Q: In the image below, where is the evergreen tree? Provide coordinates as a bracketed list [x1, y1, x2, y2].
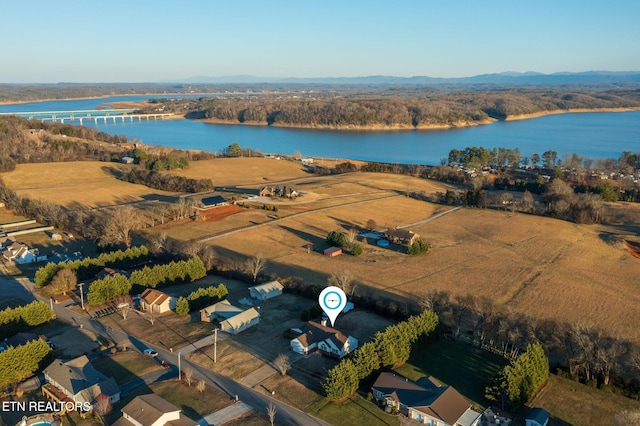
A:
[323, 359, 359, 401]
[175, 297, 190, 316]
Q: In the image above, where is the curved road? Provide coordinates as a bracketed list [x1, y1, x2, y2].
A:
[11, 276, 329, 426]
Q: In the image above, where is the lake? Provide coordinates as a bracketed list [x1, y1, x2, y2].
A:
[1, 96, 638, 165]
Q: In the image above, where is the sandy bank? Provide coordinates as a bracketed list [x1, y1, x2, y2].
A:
[196, 117, 497, 131]
[504, 107, 640, 121]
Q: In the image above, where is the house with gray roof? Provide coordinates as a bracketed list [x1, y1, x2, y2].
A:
[220, 307, 260, 334]
[113, 394, 197, 426]
[248, 280, 284, 301]
[43, 355, 121, 405]
[372, 372, 480, 426]
[199, 299, 244, 322]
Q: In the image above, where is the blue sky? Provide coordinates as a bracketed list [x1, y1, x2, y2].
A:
[2, 0, 639, 83]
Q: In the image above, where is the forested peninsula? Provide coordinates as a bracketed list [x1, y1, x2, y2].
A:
[173, 89, 640, 130]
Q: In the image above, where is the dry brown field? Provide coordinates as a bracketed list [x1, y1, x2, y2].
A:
[171, 157, 310, 186]
[189, 174, 640, 343]
[0, 161, 179, 209]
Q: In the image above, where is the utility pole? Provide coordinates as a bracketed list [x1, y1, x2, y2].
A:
[178, 352, 181, 380]
[214, 328, 218, 363]
[78, 282, 85, 311]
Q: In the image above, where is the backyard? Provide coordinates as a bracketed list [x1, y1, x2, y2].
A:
[394, 338, 509, 408]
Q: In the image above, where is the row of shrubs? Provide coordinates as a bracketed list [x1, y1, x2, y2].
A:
[34, 246, 150, 287]
[86, 257, 207, 306]
[0, 301, 56, 340]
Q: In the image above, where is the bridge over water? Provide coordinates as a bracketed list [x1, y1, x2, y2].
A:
[0, 109, 175, 124]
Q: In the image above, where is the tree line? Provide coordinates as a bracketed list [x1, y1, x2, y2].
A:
[183, 89, 640, 129]
[0, 301, 56, 339]
[322, 310, 439, 401]
[175, 283, 229, 315]
[0, 339, 51, 389]
[34, 246, 150, 288]
[118, 168, 214, 193]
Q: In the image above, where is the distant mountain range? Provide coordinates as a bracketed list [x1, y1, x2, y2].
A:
[175, 71, 640, 85]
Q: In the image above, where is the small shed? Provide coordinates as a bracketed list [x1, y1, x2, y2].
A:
[121, 156, 134, 164]
[50, 233, 62, 241]
[323, 247, 343, 257]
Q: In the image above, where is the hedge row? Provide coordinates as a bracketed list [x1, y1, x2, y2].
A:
[0, 339, 51, 388]
[86, 257, 207, 306]
[35, 246, 150, 287]
[0, 301, 56, 340]
[323, 310, 439, 401]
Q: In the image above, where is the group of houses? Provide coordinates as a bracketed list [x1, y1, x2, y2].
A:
[41, 355, 196, 425]
[197, 280, 285, 334]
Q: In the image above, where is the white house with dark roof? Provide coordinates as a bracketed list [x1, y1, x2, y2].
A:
[248, 280, 284, 301]
[43, 356, 121, 405]
[290, 321, 358, 359]
[371, 372, 480, 426]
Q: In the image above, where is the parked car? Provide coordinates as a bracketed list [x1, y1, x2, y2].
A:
[143, 349, 158, 357]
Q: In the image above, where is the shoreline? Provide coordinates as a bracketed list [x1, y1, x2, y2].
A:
[194, 107, 640, 131]
[503, 107, 640, 121]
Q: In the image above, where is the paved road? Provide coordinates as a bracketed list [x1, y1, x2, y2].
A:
[13, 276, 330, 426]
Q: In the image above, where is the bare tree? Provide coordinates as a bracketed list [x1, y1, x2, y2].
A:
[183, 367, 194, 386]
[146, 309, 157, 326]
[99, 205, 142, 248]
[93, 395, 112, 425]
[196, 380, 206, 393]
[116, 295, 133, 320]
[146, 231, 168, 254]
[246, 254, 266, 282]
[521, 190, 534, 212]
[418, 289, 450, 315]
[328, 270, 357, 296]
[366, 218, 378, 231]
[345, 228, 358, 246]
[596, 336, 625, 385]
[50, 268, 77, 295]
[194, 242, 215, 270]
[267, 402, 277, 426]
[172, 197, 194, 220]
[273, 354, 291, 376]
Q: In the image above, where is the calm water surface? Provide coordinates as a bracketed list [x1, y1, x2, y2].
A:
[1, 97, 638, 165]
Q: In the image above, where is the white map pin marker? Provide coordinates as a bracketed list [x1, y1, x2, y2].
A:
[319, 286, 347, 327]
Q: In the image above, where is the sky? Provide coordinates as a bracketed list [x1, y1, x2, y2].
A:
[2, 0, 639, 83]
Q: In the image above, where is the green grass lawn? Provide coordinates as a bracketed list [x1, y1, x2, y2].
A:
[394, 338, 508, 408]
[307, 395, 401, 426]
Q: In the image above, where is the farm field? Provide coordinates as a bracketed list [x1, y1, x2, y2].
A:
[171, 157, 310, 186]
[0, 161, 179, 208]
[205, 199, 640, 344]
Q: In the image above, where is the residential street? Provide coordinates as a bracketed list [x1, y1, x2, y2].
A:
[10, 275, 330, 426]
